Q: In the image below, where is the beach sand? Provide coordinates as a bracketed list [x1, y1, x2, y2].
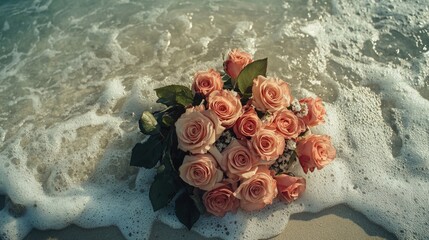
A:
[20, 203, 395, 240]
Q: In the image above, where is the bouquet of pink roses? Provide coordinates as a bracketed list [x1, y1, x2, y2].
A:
[130, 49, 336, 229]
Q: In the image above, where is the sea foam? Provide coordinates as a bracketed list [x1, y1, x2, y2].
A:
[0, 0, 428, 239]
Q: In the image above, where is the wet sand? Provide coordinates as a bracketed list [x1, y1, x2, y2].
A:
[22, 204, 396, 240]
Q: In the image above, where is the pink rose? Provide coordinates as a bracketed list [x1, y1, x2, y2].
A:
[207, 90, 243, 128]
[298, 118, 307, 133]
[192, 69, 224, 96]
[220, 139, 258, 179]
[249, 128, 285, 161]
[269, 109, 302, 139]
[296, 134, 336, 173]
[223, 49, 253, 81]
[179, 153, 223, 191]
[203, 184, 239, 217]
[175, 107, 225, 154]
[234, 167, 278, 211]
[299, 97, 326, 127]
[233, 107, 262, 139]
[274, 174, 306, 203]
[252, 76, 292, 113]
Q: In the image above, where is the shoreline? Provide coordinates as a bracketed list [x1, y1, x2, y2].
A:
[22, 204, 396, 240]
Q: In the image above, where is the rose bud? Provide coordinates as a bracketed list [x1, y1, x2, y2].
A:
[223, 49, 253, 81]
[139, 111, 159, 134]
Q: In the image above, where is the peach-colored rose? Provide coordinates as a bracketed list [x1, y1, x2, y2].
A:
[252, 76, 292, 113]
[179, 153, 223, 191]
[223, 49, 253, 80]
[274, 174, 306, 203]
[233, 107, 262, 139]
[192, 69, 224, 96]
[249, 128, 285, 161]
[203, 184, 239, 217]
[298, 118, 307, 134]
[299, 97, 326, 127]
[234, 167, 277, 211]
[296, 134, 336, 173]
[175, 107, 225, 154]
[269, 109, 302, 139]
[207, 90, 243, 128]
[220, 139, 258, 179]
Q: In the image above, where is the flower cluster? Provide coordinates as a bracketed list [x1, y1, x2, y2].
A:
[131, 49, 336, 229]
[176, 49, 336, 216]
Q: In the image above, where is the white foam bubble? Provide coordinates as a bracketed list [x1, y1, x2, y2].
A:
[31, 0, 52, 13]
[98, 78, 126, 112]
[2, 21, 10, 31]
[232, 21, 257, 55]
[1, 0, 428, 240]
[300, 21, 323, 38]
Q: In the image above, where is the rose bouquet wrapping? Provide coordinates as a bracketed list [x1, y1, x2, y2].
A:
[130, 49, 336, 229]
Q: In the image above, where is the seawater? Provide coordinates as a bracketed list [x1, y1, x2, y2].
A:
[0, 0, 428, 239]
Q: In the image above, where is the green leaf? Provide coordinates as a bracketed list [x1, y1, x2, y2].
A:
[237, 58, 268, 95]
[130, 135, 164, 168]
[168, 129, 186, 170]
[158, 128, 176, 172]
[166, 106, 186, 122]
[155, 85, 193, 107]
[156, 164, 166, 174]
[175, 192, 200, 230]
[139, 111, 160, 135]
[172, 149, 186, 171]
[176, 93, 193, 107]
[190, 194, 206, 214]
[222, 75, 234, 90]
[161, 114, 175, 127]
[161, 142, 174, 172]
[149, 174, 179, 211]
[152, 106, 184, 130]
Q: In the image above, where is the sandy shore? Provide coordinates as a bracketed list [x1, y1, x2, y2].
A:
[20, 204, 396, 240]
